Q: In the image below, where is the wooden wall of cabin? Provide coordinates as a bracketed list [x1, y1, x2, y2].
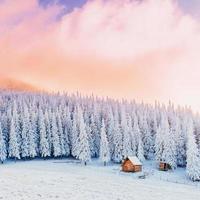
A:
[122, 160, 134, 172]
[134, 165, 142, 172]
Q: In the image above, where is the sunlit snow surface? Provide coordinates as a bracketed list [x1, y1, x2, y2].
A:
[0, 159, 200, 200]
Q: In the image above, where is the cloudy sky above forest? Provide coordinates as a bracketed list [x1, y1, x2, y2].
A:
[1, 0, 200, 111]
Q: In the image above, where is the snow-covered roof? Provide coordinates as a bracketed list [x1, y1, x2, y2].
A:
[128, 156, 142, 165]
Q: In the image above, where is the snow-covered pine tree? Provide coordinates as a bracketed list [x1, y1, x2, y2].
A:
[112, 107, 123, 163]
[28, 111, 37, 158]
[89, 114, 99, 157]
[44, 110, 52, 156]
[61, 107, 70, 157]
[92, 104, 101, 157]
[85, 120, 94, 157]
[155, 112, 164, 162]
[139, 109, 152, 159]
[12, 100, 21, 152]
[0, 122, 6, 163]
[8, 117, 20, 161]
[137, 132, 145, 162]
[130, 112, 138, 156]
[148, 110, 157, 159]
[56, 109, 66, 156]
[21, 104, 30, 158]
[100, 119, 110, 166]
[193, 115, 200, 159]
[75, 107, 91, 165]
[162, 113, 177, 169]
[51, 112, 61, 157]
[82, 109, 94, 158]
[106, 107, 115, 157]
[63, 106, 72, 148]
[132, 112, 145, 161]
[38, 108, 50, 158]
[186, 117, 200, 181]
[33, 106, 40, 155]
[1, 111, 10, 151]
[176, 115, 186, 167]
[71, 107, 79, 157]
[120, 106, 132, 158]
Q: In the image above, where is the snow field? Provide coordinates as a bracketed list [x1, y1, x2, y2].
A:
[0, 159, 200, 200]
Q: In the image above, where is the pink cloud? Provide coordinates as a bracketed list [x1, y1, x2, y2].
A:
[0, 0, 200, 111]
[0, 0, 60, 48]
[59, 0, 197, 61]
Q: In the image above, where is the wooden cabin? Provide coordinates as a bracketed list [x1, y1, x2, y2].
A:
[121, 156, 142, 173]
[159, 162, 171, 171]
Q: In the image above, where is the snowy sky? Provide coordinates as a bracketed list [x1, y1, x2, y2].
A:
[1, 0, 200, 111]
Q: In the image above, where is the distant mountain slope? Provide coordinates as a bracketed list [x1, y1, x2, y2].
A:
[0, 77, 38, 92]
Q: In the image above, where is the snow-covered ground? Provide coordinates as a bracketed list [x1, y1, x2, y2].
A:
[0, 159, 200, 200]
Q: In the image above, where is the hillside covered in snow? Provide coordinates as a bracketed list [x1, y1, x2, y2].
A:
[1, 159, 200, 200]
[0, 90, 200, 182]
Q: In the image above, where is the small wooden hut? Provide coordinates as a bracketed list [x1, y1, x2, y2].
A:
[159, 162, 171, 171]
[121, 156, 142, 173]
